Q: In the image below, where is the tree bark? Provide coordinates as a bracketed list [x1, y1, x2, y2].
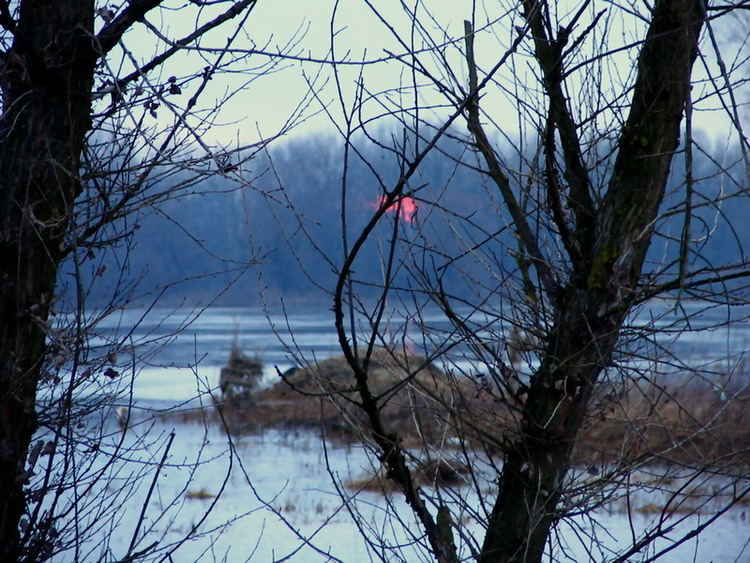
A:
[0, 1, 95, 558]
[479, 1, 705, 561]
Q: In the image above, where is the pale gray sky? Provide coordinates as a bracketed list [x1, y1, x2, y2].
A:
[116, 1, 747, 152]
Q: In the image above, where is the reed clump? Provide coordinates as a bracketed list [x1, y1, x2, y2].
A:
[215, 350, 750, 465]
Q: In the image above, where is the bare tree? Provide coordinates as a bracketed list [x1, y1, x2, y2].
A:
[277, 0, 750, 561]
[0, 0, 306, 559]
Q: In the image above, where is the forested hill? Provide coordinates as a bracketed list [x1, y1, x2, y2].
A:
[63, 133, 749, 308]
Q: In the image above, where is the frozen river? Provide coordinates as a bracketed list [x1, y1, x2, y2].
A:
[51, 304, 750, 561]
[92, 302, 750, 406]
[92, 419, 750, 562]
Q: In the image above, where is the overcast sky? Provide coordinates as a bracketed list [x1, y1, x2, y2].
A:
[119, 1, 747, 152]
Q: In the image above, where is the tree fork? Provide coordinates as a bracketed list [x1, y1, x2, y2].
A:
[478, 0, 706, 561]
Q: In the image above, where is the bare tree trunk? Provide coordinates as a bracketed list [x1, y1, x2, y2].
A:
[0, 2, 95, 557]
[0, 1, 262, 556]
[478, 1, 705, 560]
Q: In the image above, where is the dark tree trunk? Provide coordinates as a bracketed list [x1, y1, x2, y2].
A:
[0, 1, 95, 558]
[479, 1, 706, 561]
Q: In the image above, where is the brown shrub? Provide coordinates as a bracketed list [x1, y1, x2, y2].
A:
[214, 349, 750, 466]
[574, 381, 750, 465]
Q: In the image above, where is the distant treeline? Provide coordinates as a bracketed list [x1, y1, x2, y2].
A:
[60, 131, 748, 309]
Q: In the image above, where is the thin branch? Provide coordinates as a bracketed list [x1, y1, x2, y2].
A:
[679, 85, 694, 285]
[0, 0, 16, 34]
[124, 432, 174, 559]
[463, 19, 558, 297]
[521, 0, 596, 257]
[543, 102, 579, 263]
[95, 0, 258, 97]
[95, 0, 164, 57]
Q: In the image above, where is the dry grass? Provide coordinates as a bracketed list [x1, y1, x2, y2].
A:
[185, 488, 216, 500]
[345, 458, 470, 493]
[574, 381, 750, 465]
[212, 350, 750, 466]
[634, 503, 702, 516]
[218, 348, 468, 443]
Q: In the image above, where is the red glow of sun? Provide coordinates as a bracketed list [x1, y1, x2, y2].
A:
[377, 195, 418, 223]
